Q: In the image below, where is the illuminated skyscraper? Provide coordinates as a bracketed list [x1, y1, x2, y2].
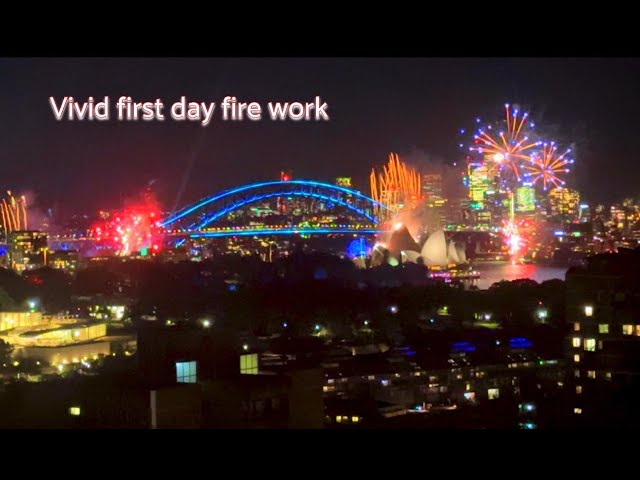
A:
[578, 204, 590, 223]
[422, 173, 444, 205]
[468, 163, 491, 209]
[7, 230, 48, 273]
[516, 186, 536, 212]
[549, 188, 580, 218]
[335, 177, 352, 188]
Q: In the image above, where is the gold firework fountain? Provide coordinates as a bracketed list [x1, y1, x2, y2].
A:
[1, 191, 28, 239]
[370, 153, 421, 220]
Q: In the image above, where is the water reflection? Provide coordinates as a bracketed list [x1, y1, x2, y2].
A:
[471, 262, 568, 290]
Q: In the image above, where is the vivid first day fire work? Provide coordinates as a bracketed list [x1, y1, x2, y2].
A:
[48, 95, 331, 124]
[1, 58, 640, 430]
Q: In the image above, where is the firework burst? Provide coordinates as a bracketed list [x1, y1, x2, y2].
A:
[1, 191, 28, 236]
[502, 219, 525, 259]
[469, 104, 540, 183]
[522, 142, 573, 190]
[501, 217, 536, 261]
[90, 189, 164, 256]
[370, 152, 421, 216]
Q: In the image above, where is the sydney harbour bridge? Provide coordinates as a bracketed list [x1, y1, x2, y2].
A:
[49, 180, 391, 250]
[161, 180, 388, 234]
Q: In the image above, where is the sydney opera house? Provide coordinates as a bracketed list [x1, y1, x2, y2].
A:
[363, 225, 477, 279]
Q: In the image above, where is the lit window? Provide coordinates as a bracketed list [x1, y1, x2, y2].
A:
[336, 416, 342, 423]
[574, 322, 581, 332]
[606, 372, 612, 379]
[598, 324, 609, 334]
[587, 370, 596, 379]
[576, 385, 582, 394]
[68, 406, 81, 416]
[572, 337, 581, 348]
[636, 325, 640, 337]
[463, 392, 475, 401]
[465, 383, 471, 391]
[574, 369, 580, 378]
[584, 306, 593, 317]
[176, 361, 197, 383]
[352, 416, 360, 423]
[623, 325, 633, 335]
[574, 408, 582, 415]
[488, 388, 500, 400]
[584, 338, 596, 352]
[240, 354, 258, 375]
[574, 354, 580, 363]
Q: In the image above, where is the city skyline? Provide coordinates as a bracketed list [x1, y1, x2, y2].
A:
[3, 56, 640, 430]
[2, 58, 640, 213]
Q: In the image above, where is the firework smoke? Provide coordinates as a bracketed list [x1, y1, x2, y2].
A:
[90, 188, 164, 256]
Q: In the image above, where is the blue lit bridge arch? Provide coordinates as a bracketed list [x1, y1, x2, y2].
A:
[161, 180, 389, 231]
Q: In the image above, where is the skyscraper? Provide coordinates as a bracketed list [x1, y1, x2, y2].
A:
[422, 173, 444, 205]
[335, 177, 352, 188]
[516, 186, 536, 212]
[467, 163, 491, 209]
[549, 188, 580, 219]
[7, 230, 48, 273]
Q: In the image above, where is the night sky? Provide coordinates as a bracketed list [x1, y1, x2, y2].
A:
[1, 58, 639, 214]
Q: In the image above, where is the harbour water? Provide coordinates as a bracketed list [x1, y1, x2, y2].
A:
[472, 262, 568, 290]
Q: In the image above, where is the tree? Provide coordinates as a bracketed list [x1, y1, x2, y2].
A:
[23, 267, 72, 313]
[0, 287, 16, 310]
[0, 340, 13, 366]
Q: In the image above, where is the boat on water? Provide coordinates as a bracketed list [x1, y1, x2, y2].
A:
[432, 263, 481, 280]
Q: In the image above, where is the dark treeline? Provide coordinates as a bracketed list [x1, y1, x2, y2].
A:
[0, 253, 567, 357]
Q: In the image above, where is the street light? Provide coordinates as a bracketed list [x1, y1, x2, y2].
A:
[27, 299, 38, 312]
[536, 308, 548, 321]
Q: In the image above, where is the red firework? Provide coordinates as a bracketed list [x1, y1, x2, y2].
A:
[502, 218, 534, 259]
[91, 189, 164, 256]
